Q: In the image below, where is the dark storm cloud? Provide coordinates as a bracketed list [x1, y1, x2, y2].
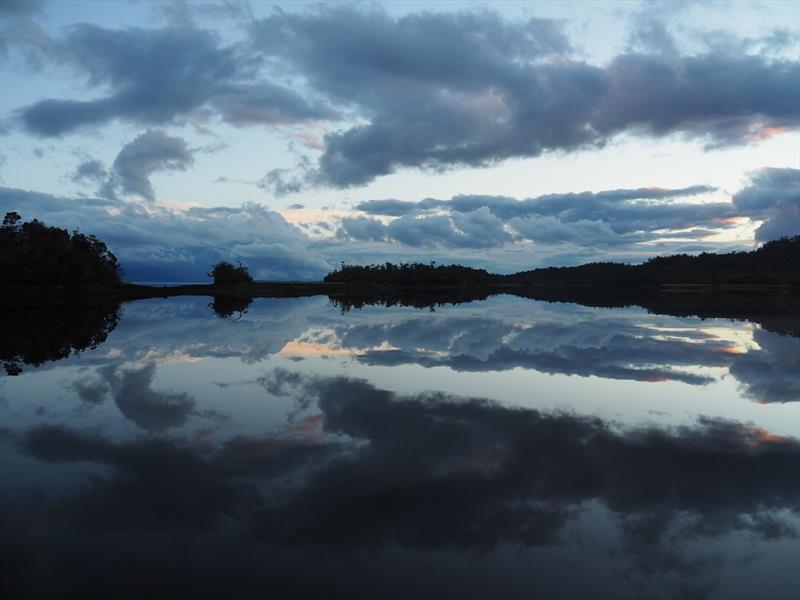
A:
[340, 185, 734, 248]
[17, 24, 334, 136]
[732, 167, 800, 241]
[0, 186, 332, 281]
[100, 130, 194, 201]
[249, 6, 799, 187]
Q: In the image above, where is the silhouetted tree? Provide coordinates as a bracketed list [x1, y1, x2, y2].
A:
[0, 213, 121, 286]
[208, 261, 254, 284]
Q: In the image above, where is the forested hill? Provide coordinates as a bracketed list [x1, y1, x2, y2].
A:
[325, 236, 800, 287]
[504, 236, 799, 286]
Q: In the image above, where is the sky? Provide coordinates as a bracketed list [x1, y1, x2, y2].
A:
[0, 0, 798, 281]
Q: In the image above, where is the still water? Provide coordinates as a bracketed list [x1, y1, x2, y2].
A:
[1, 295, 798, 599]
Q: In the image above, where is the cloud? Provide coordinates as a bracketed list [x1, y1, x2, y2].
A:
[258, 167, 307, 197]
[17, 24, 335, 136]
[100, 130, 194, 201]
[213, 83, 338, 126]
[379, 209, 512, 249]
[0, 0, 53, 65]
[1, 167, 781, 282]
[733, 168, 800, 241]
[250, 6, 799, 187]
[341, 175, 800, 250]
[153, 0, 254, 29]
[69, 158, 107, 184]
[340, 184, 736, 249]
[336, 215, 388, 243]
[0, 186, 332, 281]
[354, 198, 445, 217]
[10, 6, 797, 189]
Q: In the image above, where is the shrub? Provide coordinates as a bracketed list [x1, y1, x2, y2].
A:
[208, 261, 254, 284]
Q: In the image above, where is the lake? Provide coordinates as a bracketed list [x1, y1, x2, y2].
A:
[1, 294, 798, 599]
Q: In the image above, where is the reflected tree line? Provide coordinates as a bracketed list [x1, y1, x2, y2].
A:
[208, 296, 253, 319]
[1, 301, 120, 376]
[2, 295, 250, 375]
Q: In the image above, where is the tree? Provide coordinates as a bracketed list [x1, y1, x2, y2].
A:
[208, 260, 254, 284]
[1, 212, 121, 286]
[3, 212, 21, 227]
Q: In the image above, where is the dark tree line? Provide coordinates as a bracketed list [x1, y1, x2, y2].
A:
[505, 236, 800, 286]
[324, 237, 799, 288]
[0, 212, 121, 286]
[324, 262, 494, 285]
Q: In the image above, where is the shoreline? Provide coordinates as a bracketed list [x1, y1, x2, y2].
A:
[2, 280, 797, 302]
[3, 281, 798, 338]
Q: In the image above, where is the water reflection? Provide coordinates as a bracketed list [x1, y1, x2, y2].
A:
[1, 301, 120, 375]
[333, 315, 800, 403]
[1, 294, 798, 598]
[2, 370, 798, 598]
[209, 295, 253, 319]
[2, 295, 799, 406]
[72, 363, 227, 433]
